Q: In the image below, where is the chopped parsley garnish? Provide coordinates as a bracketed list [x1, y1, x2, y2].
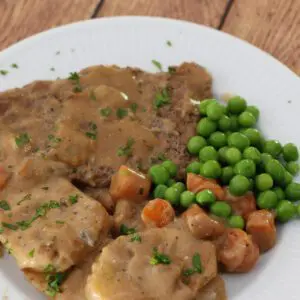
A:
[44, 264, 55, 273]
[120, 224, 136, 235]
[100, 107, 112, 117]
[117, 137, 135, 157]
[15, 132, 30, 147]
[0, 70, 8, 76]
[168, 66, 176, 74]
[152, 60, 163, 71]
[0, 227, 3, 234]
[50, 67, 55, 71]
[116, 108, 128, 119]
[182, 253, 203, 277]
[16, 200, 61, 230]
[2, 222, 18, 231]
[11, 63, 19, 69]
[68, 72, 82, 92]
[154, 88, 170, 109]
[0, 200, 10, 211]
[85, 121, 97, 140]
[28, 248, 35, 257]
[150, 247, 171, 265]
[56, 220, 65, 224]
[89, 90, 97, 101]
[48, 134, 62, 144]
[45, 271, 68, 297]
[131, 233, 142, 243]
[130, 103, 138, 113]
[166, 40, 172, 47]
[69, 194, 78, 205]
[17, 193, 32, 206]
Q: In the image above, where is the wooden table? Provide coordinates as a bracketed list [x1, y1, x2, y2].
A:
[0, 0, 299, 74]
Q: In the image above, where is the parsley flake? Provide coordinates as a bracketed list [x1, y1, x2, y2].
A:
[166, 40, 172, 47]
[2, 222, 18, 231]
[0, 200, 10, 211]
[15, 132, 30, 147]
[150, 247, 171, 265]
[0, 70, 8, 76]
[89, 90, 97, 101]
[17, 194, 32, 206]
[48, 134, 62, 144]
[116, 108, 128, 119]
[152, 60, 163, 71]
[11, 63, 19, 69]
[85, 121, 97, 140]
[56, 220, 65, 224]
[45, 271, 68, 297]
[69, 194, 78, 205]
[182, 252, 203, 278]
[120, 224, 136, 235]
[117, 137, 135, 157]
[131, 233, 142, 243]
[28, 248, 35, 257]
[130, 103, 138, 113]
[168, 66, 176, 74]
[50, 67, 55, 71]
[68, 72, 82, 93]
[154, 88, 170, 109]
[100, 107, 112, 117]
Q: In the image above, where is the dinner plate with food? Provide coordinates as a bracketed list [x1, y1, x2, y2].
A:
[0, 16, 299, 300]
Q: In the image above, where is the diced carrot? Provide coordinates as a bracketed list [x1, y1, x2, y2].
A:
[141, 199, 175, 228]
[246, 209, 276, 252]
[182, 204, 225, 239]
[109, 165, 151, 202]
[217, 228, 259, 273]
[0, 166, 10, 189]
[186, 173, 224, 200]
[223, 187, 256, 220]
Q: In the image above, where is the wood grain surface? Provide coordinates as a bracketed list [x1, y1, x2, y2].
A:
[0, 0, 100, 50]
[222, 0, 300, 74]
[97, 0, 228, 28]
[0, 0, 299, 74]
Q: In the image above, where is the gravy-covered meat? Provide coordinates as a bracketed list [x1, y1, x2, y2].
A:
[86, 227, 217, 300]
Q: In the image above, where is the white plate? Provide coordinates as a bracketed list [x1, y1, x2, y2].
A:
[0, 16, 300, 300]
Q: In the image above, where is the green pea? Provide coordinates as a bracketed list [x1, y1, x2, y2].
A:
[272, 187, 285, 201]
[166, 178, 176, 187]
[221, 166, 234, 185]
[228, 132, 250, 151]
[218, 115, 231, 132]
[257, 190, 278, 209]
[276, 200, 296, 223]
[227, 96, 247, 114]
[281, 171, 293, 188]
[242, 128, 262, 146]
[245, 105, 260, 120]
[187, 136, 207, 155]
[263, 140, 282, 158]
[153, 184, 168, 199]
[206, 102, 225, 121]
[200, 160, 222, 179]
[210, 201, 232, 218]
[260, 153, 273, 167]
[180, 191, 196, 208]
[243, 147, 261, 164]
[229, 115, 239, 131]
[218, 146, 229, 164]
[162, 160, 178, 177]
[229, 175, 250, 196]
[199, 146, 218, 162]
[286, 161, 299, 176]
[265, 159, 285, 183]
[228, 215, 245, 229]
[196, 118, 217, 137]
[186, 161, 202, 174]
[198, 99, 217, 116]
[238, 111, 256, 128]
[234, 159, 256, 178]
[255, 173, 273, 191]
[172, 182, 186, 194]
[164, 187, 181, 206]
[208, 132, 227, 149]
[282, 143, 299, 162]
[196, 189, 216, 206]
[225, 147, 242, 165]
[285, 182, 300, 201]
[149, 164, 170, 185]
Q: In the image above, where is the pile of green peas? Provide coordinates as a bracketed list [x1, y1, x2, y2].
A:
[185, 96, 300, 223]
